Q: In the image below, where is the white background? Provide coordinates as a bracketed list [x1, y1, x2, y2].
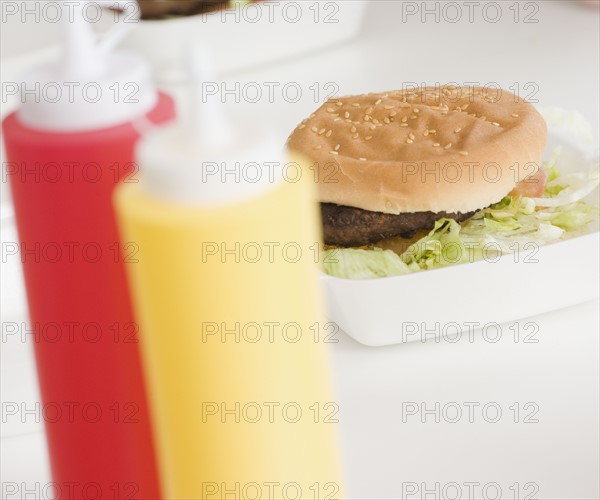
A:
[1, 1, 599, 499]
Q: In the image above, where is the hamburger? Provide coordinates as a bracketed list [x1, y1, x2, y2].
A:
[287, 86, 548, 249]
[287, 86, 600, 279]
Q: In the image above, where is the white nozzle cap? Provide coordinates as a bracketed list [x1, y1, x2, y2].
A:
[137, 43, 287, 206]
[17, 1, 157, 132]
[138, 127, 288, 206]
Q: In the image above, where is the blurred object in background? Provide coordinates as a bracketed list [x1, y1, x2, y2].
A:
[1, 1, 366, 83]
[136, 0, 247, 19]
[117, 0, 367, 82]
[580, 0, 600, 8]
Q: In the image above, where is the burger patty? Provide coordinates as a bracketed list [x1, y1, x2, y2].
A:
[321, 203, 476, 247]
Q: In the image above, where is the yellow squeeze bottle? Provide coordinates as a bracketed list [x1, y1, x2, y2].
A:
[114, 48, 344, 500]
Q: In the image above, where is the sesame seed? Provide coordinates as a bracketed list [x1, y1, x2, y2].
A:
[460, 151, 469, 156]
[400, 123, 408, 127]
[370, 125, 377, 130]
[406, 139, 414, 144]
[311, 126, 318, 132]
[318, 128, 326, 135]
[359, 157, 367, 161]
[401, 116, 408, 123]
[408, 133, 415, 140]
[410, 115, 417, 119]
[384, 105, 394, 110]
[330, 151, 339, 155]
[511, 113, 519, 118]
[384, 117, 391, 124]
[366, 107, 374, 115]
[352, 103, 360, 107]
[430, 129, 437, 134]
[326, 130, 333, 137]
[375, 99, 382, 105]
[344, 112, 350, 119]
[413, 108, 420, 113]
[390, 111, 397, 117]
[327, 108, 335, 113]
[454, 128, 462, 133]
[351, 126, 357, 133]
[310, 113, 316, 118]
[364, 115, 371, 121]
[372, 118, 380, 125]
[424, 130, 429, 136]
[334, 144, 340, 151]
[333, 118, 342, 122]
[336, 102, 343, 107]
[352, 133, 359, 139]
[462, 103, 470, 110]
[445, 143, 452, 149]
[365, 136, 373, 141]
[492, 122, 500, 127]
[433, 143, 440, 147]
[298, 124, 306, 129]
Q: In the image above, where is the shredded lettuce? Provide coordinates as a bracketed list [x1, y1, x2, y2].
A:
[323, 151, 599, 279]
[322, 247, 410, 279]
[530, 168, 599, 207]
[400, 218, 472, 271]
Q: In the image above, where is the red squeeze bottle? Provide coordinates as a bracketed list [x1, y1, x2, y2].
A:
[2, 4, 175, 499]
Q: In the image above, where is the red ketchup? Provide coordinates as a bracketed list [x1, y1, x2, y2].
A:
[1, 4, 175, 498]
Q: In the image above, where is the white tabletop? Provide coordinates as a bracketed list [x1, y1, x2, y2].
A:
[1, 1, 599, 499]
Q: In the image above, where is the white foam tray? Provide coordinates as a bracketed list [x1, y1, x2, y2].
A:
[117, 0, 368, 80]
[321, 125, 600, 346]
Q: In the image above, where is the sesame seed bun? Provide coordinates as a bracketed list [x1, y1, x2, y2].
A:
[287, 86, 547, 214]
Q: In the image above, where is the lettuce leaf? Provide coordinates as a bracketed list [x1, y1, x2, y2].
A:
[322, 247, 410, 279]
[400, 219, 473, 271]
